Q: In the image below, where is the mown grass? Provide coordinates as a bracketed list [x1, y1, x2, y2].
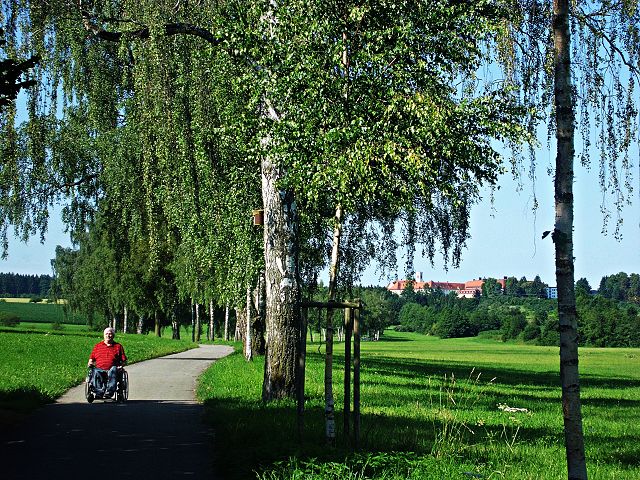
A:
[197, 331, 640, 480]
[0, 329, 197, 413]
[0, 300, 88, 324]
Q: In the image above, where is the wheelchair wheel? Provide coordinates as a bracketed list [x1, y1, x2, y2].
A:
[85, 370, 95, 404]
[116, 370, 128, 403]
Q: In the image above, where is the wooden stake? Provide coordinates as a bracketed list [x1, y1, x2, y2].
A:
[353, 300, 361, 450]
[344, 307, 353, 437]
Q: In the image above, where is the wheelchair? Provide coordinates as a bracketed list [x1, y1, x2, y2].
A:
[85, 366, 129, 403]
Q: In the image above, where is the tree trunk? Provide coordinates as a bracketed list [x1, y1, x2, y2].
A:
[234, 307, 242, 342]
[553, 1, 588, 478]
[324, 205, 343, 444]
[195, 303, 201, 342]
[245, 285, 253, 361]
[191, 300, 195, 342]
[224, 303, 229, 341]
[252, 272, 267, 355]
[171, 304, 180, 340]
[261, 154, 301, 401]
[137, 315, 144, 334]
[171, 308, 180, 340]
[154, 311, 161, 337]
[123, 306, 128, 333]
[209, 299, 215, 341]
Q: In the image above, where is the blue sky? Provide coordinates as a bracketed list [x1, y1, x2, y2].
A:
[362, 145, 640, 288]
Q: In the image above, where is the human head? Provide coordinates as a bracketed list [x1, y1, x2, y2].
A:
[103, 327, 115, 342]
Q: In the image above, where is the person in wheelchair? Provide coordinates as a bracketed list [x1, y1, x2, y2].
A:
[87, 327, 127, 399]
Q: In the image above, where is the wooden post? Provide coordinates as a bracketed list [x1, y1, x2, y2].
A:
[325, 302, 336, 444]
[297, 306, 308, 441]
[343, 307, 353, 437]
[353, 300, 361, 450]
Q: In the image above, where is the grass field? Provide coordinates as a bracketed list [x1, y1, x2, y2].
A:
[0, 299, 88, 325]
[196, 330, 640, 480]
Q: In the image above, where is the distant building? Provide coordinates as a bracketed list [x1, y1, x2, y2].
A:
[386, 273, 506, 297]
[545, 287, 558, 299]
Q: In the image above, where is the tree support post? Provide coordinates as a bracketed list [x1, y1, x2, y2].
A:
[353, 299, 361, 450]
[343, 307, 353, 437]
[297, 306, 308, 441]
[324, 300, 336, 445]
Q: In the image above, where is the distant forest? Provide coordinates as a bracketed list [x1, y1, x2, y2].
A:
[0, 272, 52, 297]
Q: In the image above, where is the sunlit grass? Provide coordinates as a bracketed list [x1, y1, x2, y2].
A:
[198, 330, 640, 480]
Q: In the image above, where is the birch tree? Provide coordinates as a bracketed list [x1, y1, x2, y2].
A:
[496, 2, 639, 478]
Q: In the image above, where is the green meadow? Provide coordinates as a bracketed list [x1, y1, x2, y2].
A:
[0, 299, 88, 325]
[197, 331, 640, 480]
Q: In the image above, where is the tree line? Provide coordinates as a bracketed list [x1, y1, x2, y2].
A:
[391, 273, 640, 348]
[0, 272, 52, 297]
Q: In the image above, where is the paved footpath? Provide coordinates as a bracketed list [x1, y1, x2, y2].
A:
[1, 344, 234, 480]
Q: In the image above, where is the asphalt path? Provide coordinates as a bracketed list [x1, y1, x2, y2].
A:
[1, 344, 234, 480]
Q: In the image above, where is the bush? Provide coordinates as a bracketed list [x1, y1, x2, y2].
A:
[0, 312, 20, 327]
[29, 296, 43, 303]
[501, 309, 527, 341]
[522, 323, 541, 342]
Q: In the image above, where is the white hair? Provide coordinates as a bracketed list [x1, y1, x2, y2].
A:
[103, 327, 115, 335]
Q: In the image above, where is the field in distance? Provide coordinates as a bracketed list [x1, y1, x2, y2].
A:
[0, 298, 86, 325]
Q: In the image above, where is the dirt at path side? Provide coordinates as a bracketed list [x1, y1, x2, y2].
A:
[1, 344, 234, 480]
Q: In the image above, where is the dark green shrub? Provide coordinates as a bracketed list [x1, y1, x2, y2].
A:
[0, 311, 20, 326]
[522, 322, 541, 342]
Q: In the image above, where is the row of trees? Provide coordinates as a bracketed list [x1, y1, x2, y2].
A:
[597, 273, 640, 302]
[0, 272, 51, 297]
[1, 1, 532, 401]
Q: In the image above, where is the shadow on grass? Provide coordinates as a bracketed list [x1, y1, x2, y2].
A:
[203, 353, 640, 479]
[0, 387, 54, 413]
[342, 354, 640, 390]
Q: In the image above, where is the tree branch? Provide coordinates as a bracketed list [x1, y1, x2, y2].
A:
[77, 1, 222, 45]
[573, 7, 640, 83]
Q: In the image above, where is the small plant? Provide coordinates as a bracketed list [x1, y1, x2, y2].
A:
[0, 312, 20, 327]
[429, 368, 495, 458]
[50, 322, 64, 331]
